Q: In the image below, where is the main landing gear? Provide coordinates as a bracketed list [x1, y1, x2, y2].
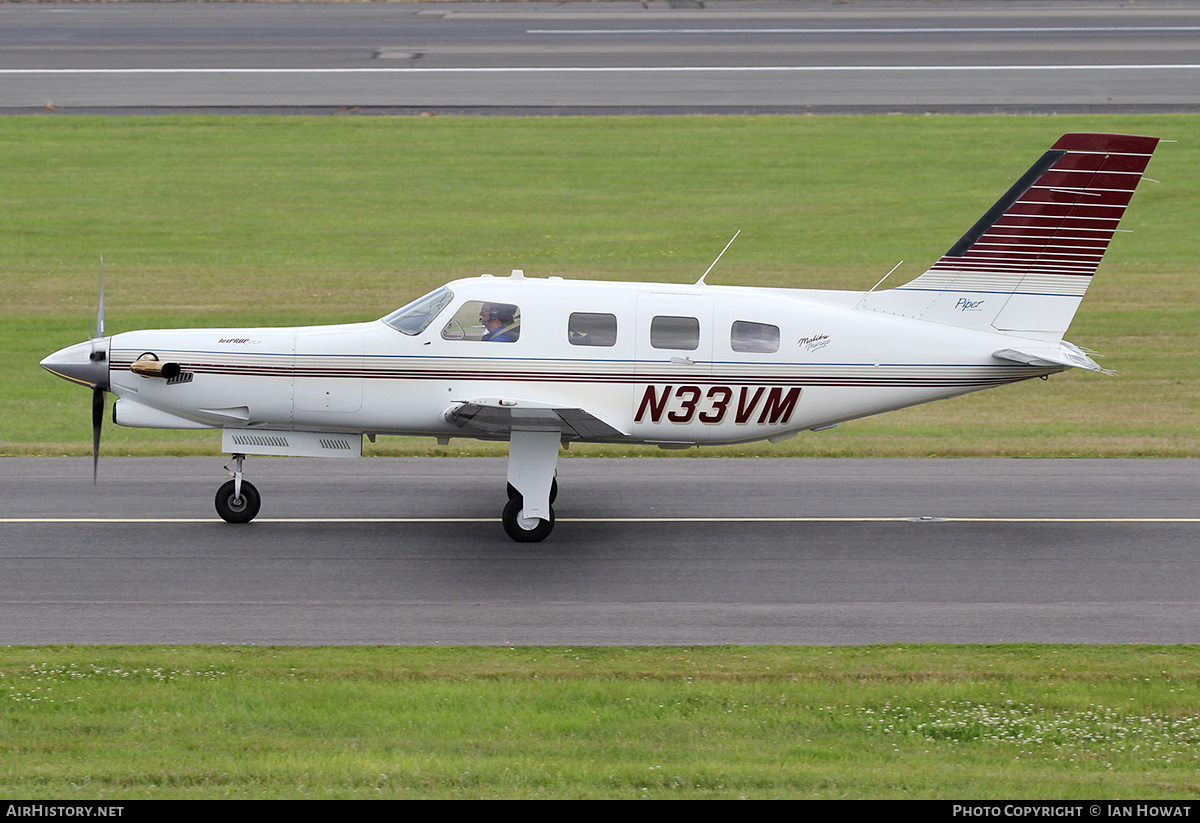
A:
[502, 428, 562, 543]
[215, 453, 260, 524]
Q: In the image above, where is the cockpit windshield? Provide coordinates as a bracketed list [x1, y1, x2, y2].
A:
[381, 287, 454, 335]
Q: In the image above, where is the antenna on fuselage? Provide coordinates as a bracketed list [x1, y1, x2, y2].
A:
[868, 261, 903, 294]
[695, 230, 740, 285]
[854, 260, 903, 309]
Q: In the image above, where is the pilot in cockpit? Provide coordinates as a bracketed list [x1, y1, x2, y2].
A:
[480, 303, 520, 342]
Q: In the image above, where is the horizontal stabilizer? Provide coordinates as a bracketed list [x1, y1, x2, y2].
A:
[993, 341, 1112, 374]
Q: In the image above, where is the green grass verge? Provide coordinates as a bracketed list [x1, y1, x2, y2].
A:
[2, 645, 1199, 799]
[4, 113, 1198, 458]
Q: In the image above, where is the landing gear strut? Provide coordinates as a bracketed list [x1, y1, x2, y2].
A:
[215, 453, 260, 523]
[507, 477, 557, 504]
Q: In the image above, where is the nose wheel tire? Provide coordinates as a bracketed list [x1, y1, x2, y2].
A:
[215, 479, 261, 524]
[502, 494, 554, 543]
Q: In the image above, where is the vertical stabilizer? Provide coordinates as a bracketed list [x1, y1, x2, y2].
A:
[860, 133, 1159, 341]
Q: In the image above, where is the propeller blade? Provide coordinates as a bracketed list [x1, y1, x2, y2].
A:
[94, 255, 105, 341]
[89, 258, 109, 483]
[92, 386, 104, 484]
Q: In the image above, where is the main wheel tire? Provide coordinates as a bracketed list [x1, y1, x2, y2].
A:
[507, 477, 558, 503]
[502, 494, 554, 543]
[215, 479, 261, 524]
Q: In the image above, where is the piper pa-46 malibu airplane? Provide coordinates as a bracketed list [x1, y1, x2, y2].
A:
[42, 133, 1159, 542]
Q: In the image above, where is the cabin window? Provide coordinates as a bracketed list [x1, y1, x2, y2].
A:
[730, 320, 780, 353]
[441, 300, 521, 343]
[568, 312, 618, 347]
[650, 315, 699, 351]
[382, 286, 454, 336]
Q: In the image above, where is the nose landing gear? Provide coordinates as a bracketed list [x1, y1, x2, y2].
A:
[215, 453, 260, 523]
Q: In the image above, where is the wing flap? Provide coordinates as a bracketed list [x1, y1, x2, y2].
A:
[444, 397, 628, 440]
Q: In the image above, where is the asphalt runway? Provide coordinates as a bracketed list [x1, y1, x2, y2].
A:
[2, 0, 1198, 113]
[3, 456, 1198, 645]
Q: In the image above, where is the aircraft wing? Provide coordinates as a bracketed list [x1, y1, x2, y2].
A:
[993, 341, 1113, 374]
[443, 397, 629, 440]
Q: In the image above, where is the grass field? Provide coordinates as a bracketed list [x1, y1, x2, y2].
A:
[4, 113, 1197, 458]
[2, 644, 1199, 800]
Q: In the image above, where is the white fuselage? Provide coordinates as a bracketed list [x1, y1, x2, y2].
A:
[105, 274, 1057, 448]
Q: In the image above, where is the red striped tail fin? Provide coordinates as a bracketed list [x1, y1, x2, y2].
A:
[861, 133, 1159, 341]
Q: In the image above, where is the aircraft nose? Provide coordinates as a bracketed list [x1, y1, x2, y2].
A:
[40, 339, 110, 391]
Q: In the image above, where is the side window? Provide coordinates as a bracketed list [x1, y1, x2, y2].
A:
[441, 300, 521, 342]
[650, 316, 700, 351]
[731, 320, 780, 353]
[568, 312, 618, 347]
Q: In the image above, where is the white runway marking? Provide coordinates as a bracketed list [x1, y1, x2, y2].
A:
[3, 65, 1199, 75]
[4, 517, 1199, 524]
[527, 27, 1200, 35]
